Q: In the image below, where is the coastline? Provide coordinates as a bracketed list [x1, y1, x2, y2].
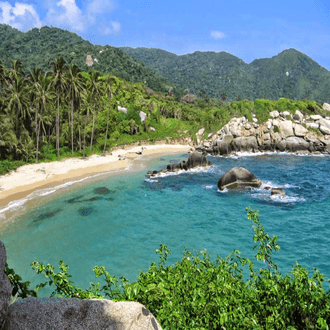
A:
[0, 144, 191, 210]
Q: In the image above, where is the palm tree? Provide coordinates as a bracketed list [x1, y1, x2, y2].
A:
[65, 64, 86, 154]
[27, 67, 43, 160]
[0, 60, 9, 95]
[49, 57, 69, 158]
[0, 113, 17, 160]
[80, 88, 93, 158]
[99, 74, 117, 155]
[29, 71, 56, 162]
[85, 70, 104, 153]
[3, 73, 31, 159]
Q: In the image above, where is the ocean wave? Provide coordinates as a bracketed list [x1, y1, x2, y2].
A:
[251, 192, 306, 203]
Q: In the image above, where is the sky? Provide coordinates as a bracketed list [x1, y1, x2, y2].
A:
[0, 0, 329, 70]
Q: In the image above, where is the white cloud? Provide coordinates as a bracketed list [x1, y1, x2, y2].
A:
[211, 30, 226, 39]
[44, 0, 85, 32]
[0, 1, 42, 31]
[0, 0, 120, 35]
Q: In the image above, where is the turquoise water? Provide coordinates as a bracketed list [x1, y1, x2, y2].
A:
[1, 151, 330, 297]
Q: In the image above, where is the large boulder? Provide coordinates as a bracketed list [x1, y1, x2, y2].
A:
[285, 137, 309, 152]
[213, 135, 233, 155]
[5, 297, 162, 330]
[139, 111, 147, 123]
[293, 123, 308, 137]
[180, 94, 198, 104]
[217, 167, 262, 190]
[278, 120, 294, 138]
[84, 53, 94, 67]
[323, 103, 330, 111]
[187, 151, 208, 169]
[118, 106, 128, 114]
[0, 241, 12, 328]
[293, 110, 304, 122]
[271, 188, 285, 196]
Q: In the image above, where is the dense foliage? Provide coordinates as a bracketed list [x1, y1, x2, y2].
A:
[0, 55, 326, 176]
[5, 208, 330, 329]
[0, 24, 185, 99]
[120, 47, 330, 103]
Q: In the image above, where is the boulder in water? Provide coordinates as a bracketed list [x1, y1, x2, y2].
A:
[218, 167, 262, 190]
[271, 188, 285, 196]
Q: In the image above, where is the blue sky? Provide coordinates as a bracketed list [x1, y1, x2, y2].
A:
[0, 0, 329, 70]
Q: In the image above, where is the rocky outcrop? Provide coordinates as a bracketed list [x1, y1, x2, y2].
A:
[217, 167, 262, 190]
[194, 110, 330, 156]
[146, 151, 212, 177]
[271, 188, 285, 196]
[84, 53, 94, 67]
[0, 240, 163, 330]
[118, 106, 128, 114]
[139, 111, 147, 123]
[0, 241, 12, 329]
[5, 297, 161, 330]
[180, 94, 198, 104]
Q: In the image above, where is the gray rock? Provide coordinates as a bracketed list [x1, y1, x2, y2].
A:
[187, 151, 209, 168]
[218, 167, 262, 190]
[280, 111, 291, 117]
[149, 127, 156, 132]
[271, 188, 285, 196]
[306, 122, 319, 129]
[0, 241, 13, 329]
[310, 115, 323, 120]
[293, 110, 304, 121]
[293, 123, 308, 137]
[318, 118, 330, 130]
[213, 135, 233, 155]
[117, 106, 127, 114]
[323, 103, 330, 111]
[276, 140, 286, 152]
[139, 111, 147, 123]
[319, 125, 330, 135]
[196, 128, 205, 136]
[6, 297, 162, 330]
[278, 120, 294, 138]
[285, 137, 309, 152]
[269, 110, 279, 118]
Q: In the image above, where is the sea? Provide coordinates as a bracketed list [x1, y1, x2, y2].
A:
[1, 151, 330, 298]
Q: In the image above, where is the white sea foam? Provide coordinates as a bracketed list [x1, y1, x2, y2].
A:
[144, 178, 158, 183]
[251, 192, 305, 203]
[146, 166, 213, 179]
[211, 151, 330, 158]
[203, 185, 214, 189]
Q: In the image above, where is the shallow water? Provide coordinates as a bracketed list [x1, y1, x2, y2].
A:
[1, 152, 330, 297]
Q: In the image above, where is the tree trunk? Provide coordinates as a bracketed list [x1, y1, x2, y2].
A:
[56, 94, 60, 158]
[36, 103, 43, 164]
[71, 96, 74, 154]
[102, 106, 109, 155]
[83, 121, 86, 158]
[102, 93, 111, 155]
[90, 108, 95, 153]
[35, 103, 38, 163]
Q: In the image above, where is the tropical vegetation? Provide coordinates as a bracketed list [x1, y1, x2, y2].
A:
[5, 208, 330, 329]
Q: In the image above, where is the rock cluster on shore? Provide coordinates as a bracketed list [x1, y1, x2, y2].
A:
[195, 109, 330, 156]
[146, 151, 212, 177]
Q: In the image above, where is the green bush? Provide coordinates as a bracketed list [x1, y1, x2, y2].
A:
[5, 208, 330, 329]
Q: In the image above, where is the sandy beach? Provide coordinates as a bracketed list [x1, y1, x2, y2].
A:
[0, 144, 191, 208]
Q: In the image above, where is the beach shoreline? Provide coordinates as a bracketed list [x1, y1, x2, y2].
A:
[0, 144, 191, 209]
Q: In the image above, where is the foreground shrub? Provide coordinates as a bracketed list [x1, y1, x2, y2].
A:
[5, 208, 330, 329]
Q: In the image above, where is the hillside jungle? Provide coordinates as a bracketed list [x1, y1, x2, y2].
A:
[0, 56, 327, 176]
[1, 56, 330, 329]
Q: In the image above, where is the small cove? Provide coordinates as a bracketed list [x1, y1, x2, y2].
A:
[1, 151, 330, 297]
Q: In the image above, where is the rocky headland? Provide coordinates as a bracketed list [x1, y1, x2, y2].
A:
[194, 105, 330, 156]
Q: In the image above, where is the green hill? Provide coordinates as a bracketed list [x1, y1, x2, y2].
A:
[120, 47, 330, 103]
[0, 24, 184, 98]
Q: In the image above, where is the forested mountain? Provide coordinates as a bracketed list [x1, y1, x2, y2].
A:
[0, 24, 184, 98]
[120, 47, 330, 103]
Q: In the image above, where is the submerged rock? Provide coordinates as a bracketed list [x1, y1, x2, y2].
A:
[218, 167, 262, 191]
